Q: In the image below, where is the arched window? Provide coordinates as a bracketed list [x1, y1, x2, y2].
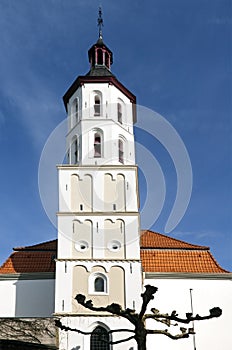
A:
[94, 132, 102, 157]
[71, 98, 79, 127]
[118, 139, 124, 164]
[67, 150, 70, 164]
[105, 52, 109, 68]
[94, 275, 107, 293]
[89, 273, 108, 294]
[74, 138, 78, 164]
[94, 277, 105, 292]
[117, 103, 122, 124]
[74, 99, 79, 123]
[97, 49, 103, 65]
[90, 326, 110, 350]
[94, 95, 101, 116]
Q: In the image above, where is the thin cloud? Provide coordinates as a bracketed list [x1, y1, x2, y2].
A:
[0, 68, 63, 148]
[173, 229, 218, 240]
[207, 18, 232, 25]
[167, 108, 228, 132]
[0, 9, 64, 149]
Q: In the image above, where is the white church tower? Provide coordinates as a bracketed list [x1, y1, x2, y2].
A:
[55, 9, 142, 349]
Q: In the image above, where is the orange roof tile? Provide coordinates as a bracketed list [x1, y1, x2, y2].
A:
[0, 240, 57, 274]
[141, 250, 228, 273]
[140, 230, 228, 273]
[140, 230, 208, 250]
[13, 239, 57, 251]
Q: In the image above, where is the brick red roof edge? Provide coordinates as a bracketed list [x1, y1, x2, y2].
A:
[13, 239, 57, 252]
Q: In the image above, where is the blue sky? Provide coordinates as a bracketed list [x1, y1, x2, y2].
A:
[0, 0, 231, 270]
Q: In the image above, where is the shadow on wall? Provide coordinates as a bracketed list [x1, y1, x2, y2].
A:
[14, 279, 55, 317]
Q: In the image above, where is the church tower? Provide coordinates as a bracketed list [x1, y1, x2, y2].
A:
[55, 9, 142, 349]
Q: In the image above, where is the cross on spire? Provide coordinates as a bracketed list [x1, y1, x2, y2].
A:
[97, 6, 103, 39]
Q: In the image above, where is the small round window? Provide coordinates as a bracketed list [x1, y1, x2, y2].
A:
[75, 240, 89, 252]
[108, 240, 121, 252]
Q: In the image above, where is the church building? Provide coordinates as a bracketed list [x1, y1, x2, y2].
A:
[0, 11, 231, 350]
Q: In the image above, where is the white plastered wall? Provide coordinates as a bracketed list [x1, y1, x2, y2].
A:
[58, 316, 137, 350]
[57, 214, 140, 260]
[66, 83, 136, 166]
[58, 166, 139, 213]
[0, 276, 55, 317]
[144, 275, 232, 350]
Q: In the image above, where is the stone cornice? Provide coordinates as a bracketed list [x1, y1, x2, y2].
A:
[57, 164, 138, 170]
[63, 75, 136, 111]
[56, 211, 139, 216]
[55, 259, 141, 262]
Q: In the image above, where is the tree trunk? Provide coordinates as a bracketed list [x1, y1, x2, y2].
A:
[135, 335, 147, 350]
[134, 324, 147, 350]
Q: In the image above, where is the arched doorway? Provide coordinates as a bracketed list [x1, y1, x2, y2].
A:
[90, 326, 110, 350]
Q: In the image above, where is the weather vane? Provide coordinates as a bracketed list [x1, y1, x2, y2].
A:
[97, 6, 103, 38]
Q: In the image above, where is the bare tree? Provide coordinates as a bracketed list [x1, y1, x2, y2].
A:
[55, 285, 222, 350]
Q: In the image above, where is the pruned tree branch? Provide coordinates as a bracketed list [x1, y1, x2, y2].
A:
[55, 320, 93, 336]
[55, 319, 135, 345]
[147, 327, 195, 340]
[145, 307, 222, 324]
[75, 294, 138, 325]
[55, 285, 222, 350]
[95, 335, 135, 345]
[139, 285, 158, 319]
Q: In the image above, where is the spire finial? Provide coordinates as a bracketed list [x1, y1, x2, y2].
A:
[97, 6, 103, 39]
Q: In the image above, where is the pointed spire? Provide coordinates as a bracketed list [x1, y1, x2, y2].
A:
[97, 6, 104, 39]
[86, 7, 113, 75]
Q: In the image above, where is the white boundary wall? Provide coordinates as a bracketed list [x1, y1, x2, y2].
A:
[145, 274, 232, 350]
[0, 273, 55, 317]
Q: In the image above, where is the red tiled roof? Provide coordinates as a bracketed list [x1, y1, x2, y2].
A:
[0, 240, 57, 274]
[141, 250, 227, 273]
[0, 233, 229, 274]
[13, 239, 57, 251]
[140, 230, 228, 273]
[140, 230, 208, 250]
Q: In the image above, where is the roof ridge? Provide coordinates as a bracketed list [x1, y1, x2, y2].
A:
[140, 230, 209, 250]
[13, 239, 57, 251]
